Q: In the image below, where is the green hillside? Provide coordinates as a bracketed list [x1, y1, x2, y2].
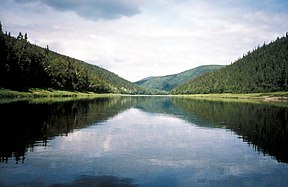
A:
[0, 22, 146, 94]
[135, 65, 223, 92]
[171, 34, 288, 94]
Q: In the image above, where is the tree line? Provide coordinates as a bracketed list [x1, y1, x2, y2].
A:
[0, 21, 146, 94]
[171, 34, 288, 94]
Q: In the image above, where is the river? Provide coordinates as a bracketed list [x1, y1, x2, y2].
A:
[0, 96, 288, 186]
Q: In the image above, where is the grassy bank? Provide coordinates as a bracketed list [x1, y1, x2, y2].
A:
[173, 92, 288, 102]
[1, 88, 288, 102]
[0, 88, 115, 99]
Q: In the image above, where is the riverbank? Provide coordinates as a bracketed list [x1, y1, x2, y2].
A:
[1, 88, 288, 102]
[0, 88, 114, 98]
[174, 92, 288, 102]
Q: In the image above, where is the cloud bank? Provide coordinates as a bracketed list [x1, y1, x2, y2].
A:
[14, 0, 142, 20]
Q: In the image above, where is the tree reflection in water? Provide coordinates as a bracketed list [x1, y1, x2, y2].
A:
[171, 98, 288, 163]
[0, 97, 134, 163]
[0, 96, 287, 164]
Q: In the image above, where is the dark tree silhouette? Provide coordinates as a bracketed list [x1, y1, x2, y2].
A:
[172, 34, 288, 94]
[0, 21, 147, 94]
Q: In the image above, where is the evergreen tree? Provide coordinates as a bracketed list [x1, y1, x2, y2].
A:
[17, 32, 23, 40]
[45, 45, 49, 55]
[24, 33, 28, 41]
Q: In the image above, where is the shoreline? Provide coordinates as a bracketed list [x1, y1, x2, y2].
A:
[1, 88, 288, 102]
[0, 88, 117, 99]
[172, 92, 288, 101]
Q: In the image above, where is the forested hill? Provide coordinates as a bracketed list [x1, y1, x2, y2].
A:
[135, 65, 223, 92]
[0, 22, 147, 94]
[171, 34, 288, 94]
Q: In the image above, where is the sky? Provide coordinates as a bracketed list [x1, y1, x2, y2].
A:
[0, 0, 288, 82]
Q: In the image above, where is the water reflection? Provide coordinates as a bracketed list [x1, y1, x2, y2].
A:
[0, 96, 288, 164]
[50, 175, 138, 187]
[0, 96, 288, 186]
[0, 97, 135, 163]
[6, 175, 138, 187]
[137, 97, 288, 163]
[170, 98, 288, 163]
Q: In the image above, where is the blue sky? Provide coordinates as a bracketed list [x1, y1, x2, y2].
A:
[1, 0, 287, 81]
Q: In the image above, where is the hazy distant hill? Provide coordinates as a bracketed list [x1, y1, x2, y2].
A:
[135, 65, 224, 92]
[0, 22, 146, 94]
[171, 34, 288, 94]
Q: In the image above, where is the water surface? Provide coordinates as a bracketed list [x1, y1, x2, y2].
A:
[0, 96, 288, 186]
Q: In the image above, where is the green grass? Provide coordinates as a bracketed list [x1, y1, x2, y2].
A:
[174, 92, 288, 99]
[0, 88, 120, 104]
[171, 92, 288, 107]
[172, 92, 288, 102]
[119, 92, 288, 107]
[1, 88, 288, 106]
[0, 88, 116, 99]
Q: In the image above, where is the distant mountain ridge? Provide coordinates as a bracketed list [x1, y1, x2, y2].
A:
[171, 34, 288, 94]
[135, 65, 224, 92]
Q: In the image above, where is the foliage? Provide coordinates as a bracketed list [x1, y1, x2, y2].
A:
[0, 88, 114, 99]
[0, 23, 146, 94]
[173, 92, 288, 102]
[171, 34, 288, 94]
[135, 65, 223, 92]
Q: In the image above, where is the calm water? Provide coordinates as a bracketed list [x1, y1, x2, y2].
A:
[0, 96, 288, 186]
